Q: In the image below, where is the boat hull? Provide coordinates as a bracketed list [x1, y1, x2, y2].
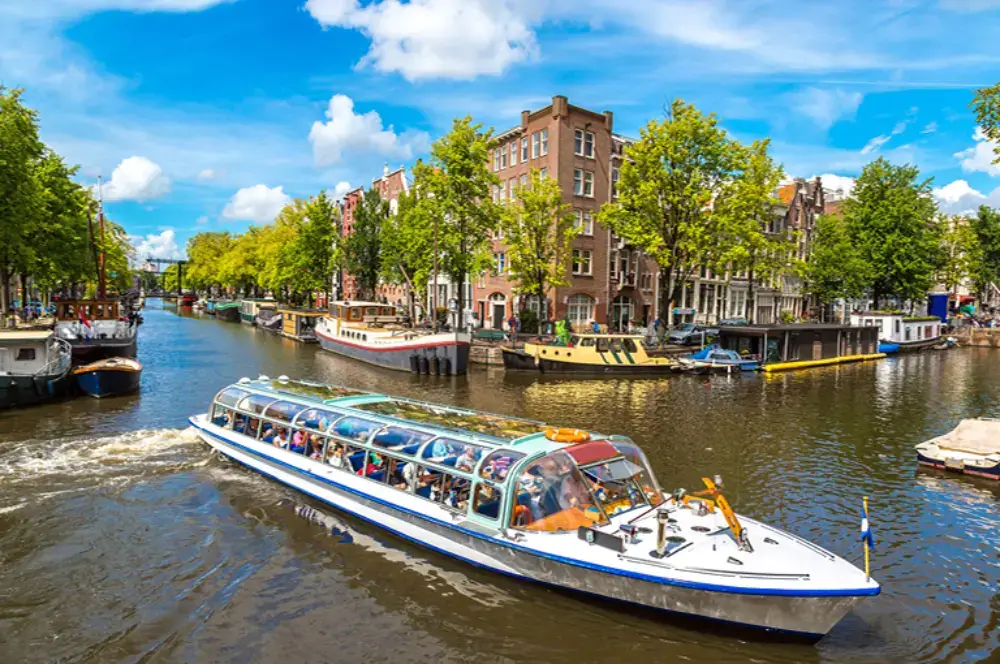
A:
[0, 369, 74, 409]
[215, 306, 241, 323]
[191, 417, 864, 637]
[75, 366, 141, 398]
[69, 336, 137, 364]
[317, 330, 470, 375]
[240, 313, 255, 325]
[891, 337, 941, 353]
[501, 347, 678, 375]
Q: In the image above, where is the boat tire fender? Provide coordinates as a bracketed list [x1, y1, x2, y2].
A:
[419, 356, 430, 375]
[431, 356, 441, 376]
[410, 355, 420, 374]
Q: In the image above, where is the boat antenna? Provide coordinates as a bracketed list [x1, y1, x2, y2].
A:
[97, 175, 107, 300]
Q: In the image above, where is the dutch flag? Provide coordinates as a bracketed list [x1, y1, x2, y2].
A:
[861, 504, 875, 551]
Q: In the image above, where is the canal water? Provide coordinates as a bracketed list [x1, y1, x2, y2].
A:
[1, 301, 999, 663]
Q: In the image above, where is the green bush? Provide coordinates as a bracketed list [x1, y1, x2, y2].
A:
[778, 310, 796, 324]
[519, 308, 540, 334]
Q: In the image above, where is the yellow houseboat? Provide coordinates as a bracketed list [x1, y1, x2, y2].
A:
[502, 334, 676, 375]
[278, 308, 325, 343]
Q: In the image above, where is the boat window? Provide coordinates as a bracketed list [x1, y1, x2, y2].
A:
[236, 394, 276, 415]
[323, 442, 356, 471]
[512, 452, 608, 532]
[331, 417, 382, 442]
[365, 307, 379, 316]
[382, 456, 418, 491]
[15, 348, 36, 361]
[610, 339, 623, 352]
[348, 308, 362, 321]
[372, 426, 433, 451]
[422, 438, 486, 472]
[264, 400, 307, 423]
[472, 483, 503, 520]
[233, 412, 255, 436]
[211, 405, 233, 428]
[596, 338, 609, 353]
[580, 456, 651, 517]
[286, 428, 318, 455]
[305, 434, 327, 460]
[215, 387, 249, 407]
[268, 380, 365, 401]
[380, 306, 394, 316]
[295, 408, 342, 431]
[580, 337, 596, 347]
[479, 450, 525, 482]
[259, 420, 278, 443]
[609, 440, 663, 504]
[570, 336, 580, 346]
[355, 399, 544, 440]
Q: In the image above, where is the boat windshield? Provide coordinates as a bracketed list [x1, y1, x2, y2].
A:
[609, 439, 663, 505]
[511, 451, 608, 532]
[562, 439, 659, 517]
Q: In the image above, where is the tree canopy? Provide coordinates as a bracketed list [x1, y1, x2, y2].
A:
[342, 187, 388, 301]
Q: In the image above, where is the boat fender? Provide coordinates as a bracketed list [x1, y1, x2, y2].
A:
[544, 427, 591, 443]
[431, 356, 441, 376]
[410, 355, 420, 374]
[419, 356, 430, 375]
[441, 357, 452, 375]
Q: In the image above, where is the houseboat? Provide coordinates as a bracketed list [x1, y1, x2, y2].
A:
[849, 312, 942, 353]
[53, 300, 137, 363]
[0, 330, 74, 408]
[916, 419, 1000, 480]
[255, 308, 283, 333]
[279, 307, 324, 342]
[315, 301, 470, 375]
[240, 298, 277, 326]
[718, 324, 883, 373]
[73, 357, 142, 398]
[214, 301, 241, 323]
[502, 334, 677, 375]
[189, 376, 879, 636]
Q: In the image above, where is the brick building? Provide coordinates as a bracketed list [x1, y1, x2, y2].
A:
[339, 165, 410, 304]
[473, 95, 618, 330]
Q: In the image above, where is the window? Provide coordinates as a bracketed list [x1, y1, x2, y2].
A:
[611, 167, 620, 199]
[473, 483, 503, 520]
[15, 348, 35, 361]
[584, 131, 594, 158]
[422, 438, 486, 471]
[573, 169, 583, 196]
[572, 250, 592, 276]
[492, 184, 500, 203]
[520, 173, 528, 189]
[574, 129, 584, 155]
[500, 144, 507, 169]
[236, 394, 275, 415]
[574, 209, 593, 236]
[540, 128, 549, 155]
[211, 405, 233, 428]
[493, 149, 500, 171]
[539, 167, 548, 179]
[331, 417, 381, 442]
[479, 450, 526, 481]
[493, 252, 506, 275]
[567, 294, 595, 326]
[499, 181, 507, 201]
[521, 136, 529, 161]
[531, 132, 540, 158]
[509, 140, 517, 166]
[372, 426, 433, 452]
[511, 452, 607, 531]
[263, 400, 307, 424]
[583, 171, 594, 197]
[509, 178, 518, 201]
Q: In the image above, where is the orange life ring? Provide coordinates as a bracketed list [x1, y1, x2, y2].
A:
[544, 427, 591, 443]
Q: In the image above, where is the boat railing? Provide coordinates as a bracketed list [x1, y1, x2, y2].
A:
[35, 338, 73, 376]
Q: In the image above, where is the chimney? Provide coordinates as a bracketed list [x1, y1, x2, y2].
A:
[383, 163, 390, 178]
[604, 110, 614, 133]
[521, 110, 530, 128]
[552, 95, 569, 118]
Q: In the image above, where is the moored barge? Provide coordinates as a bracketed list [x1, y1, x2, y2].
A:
[502, 333, 677, 375]
[189, 376, 878, 636]
[718, 323, 883, 372]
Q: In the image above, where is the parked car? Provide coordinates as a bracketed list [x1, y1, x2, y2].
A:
[718, 317, 749, 327]
[668, 323, 715, 346]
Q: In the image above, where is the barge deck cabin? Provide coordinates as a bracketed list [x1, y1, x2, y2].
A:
[718, 323, 883, 372]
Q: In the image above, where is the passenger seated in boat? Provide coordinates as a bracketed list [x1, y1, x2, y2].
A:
[214, 410, 232, 427]
[456, 446, 481, 472]
[273, 428, 289, 448]
[307, 436, 324, 460]
[326, 444, 350, 470]
[289, 430, 308, 454]
[358, 452, 383, 476]
[261, 424, 275, 443]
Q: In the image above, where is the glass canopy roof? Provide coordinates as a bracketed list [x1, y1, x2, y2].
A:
[354, 399, 546, 441]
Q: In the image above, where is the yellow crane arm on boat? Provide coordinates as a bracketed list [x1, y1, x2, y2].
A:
[683, 478, 749, 550]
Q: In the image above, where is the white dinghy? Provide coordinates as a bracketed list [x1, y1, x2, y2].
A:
[189, 377, 879, 637]
[916, 418, 1000, 480]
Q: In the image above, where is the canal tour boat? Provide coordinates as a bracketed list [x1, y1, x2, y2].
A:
[0, 330, 74, 409]
[915, 418, 1000, 480]
[315, 301, 470, 375]
[189, 377, 879, 636]
[501, 333, 677, 375]
[53, 300, 137, 363]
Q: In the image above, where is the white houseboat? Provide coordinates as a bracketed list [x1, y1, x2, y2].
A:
[315, 301, 470, 375]
[0, 330, 74, 408]
[189, 377, 879, 636]
[53, 299, 137, 363]
[849, 312, 941, 353]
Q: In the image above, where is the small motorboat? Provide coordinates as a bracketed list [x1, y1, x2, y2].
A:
[933, 336, 958, 351]
[683, 344, 760, 371]
[916, 419, 1000, 480]
[73, 357, 143, 398]
[877, 342, 900, 354]
[255, 308, 283, 333]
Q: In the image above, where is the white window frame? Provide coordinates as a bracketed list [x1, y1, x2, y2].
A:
[573, 169, 583, 196]
[521, 136, 528, 161]
[567, 294, 595, 326]
[572, 249, 592, 276]
[583, 171, 594, 197]
[493, 149, 500, 171]
[520, 173, 528, 189]
[574, 129, 584, 156]
[539, 167, 548, 180]
[584, 131, 595, 158]
[540, 128, 549, 156]
[531, 132, 540, 159]
[494, 252, 506, 275]
[510, 140, 518, 166]
[500, 144, 507, 169]
[574, 209, 593, 236]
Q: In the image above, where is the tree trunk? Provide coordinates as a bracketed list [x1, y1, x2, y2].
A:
[872, 288, 881, 312]
[747, 265, 757, 325]
[0, 266, 8, 319]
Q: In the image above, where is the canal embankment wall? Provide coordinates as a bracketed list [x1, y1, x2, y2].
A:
[955, 327, 1000, 347]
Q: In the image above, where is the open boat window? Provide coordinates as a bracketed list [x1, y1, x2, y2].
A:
[422, 438, 486, 472]
[413, 469, 469, 510]
[479, 450, 525, 482]
[512, 452, 608, 532]
[236, 394, 277, 415]
[295, 408, 343, 432]
[264, 400, 307, 423]
[215, 387, 249, 407]
[372, 426, 433, 452]
[331, 417, 381, 443]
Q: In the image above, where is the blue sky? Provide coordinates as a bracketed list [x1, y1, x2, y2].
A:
[3, 0, 1000, 260]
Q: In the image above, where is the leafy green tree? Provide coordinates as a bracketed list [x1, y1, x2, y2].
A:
[970, 205, 1000, 298]
[843, 158, 940, 308]
[186, 231, 235, 293]
[294, 191, 340, 305]
[938, 214, 980, 296]
[972, 83, 1000, 164]
[342, 187, 388, 301]
[599, 99, 741, 319]
[715, 139, 790, 323]
[414, 117, 501, 328]
[382, 187, 435, 320]
[218, 227, 263, 294]
[804, 214, 870, 316]
[0, 87, 44, 311]
[500, 168, 577, 320]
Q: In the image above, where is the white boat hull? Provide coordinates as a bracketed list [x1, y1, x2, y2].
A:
[191, 415, 871, 636]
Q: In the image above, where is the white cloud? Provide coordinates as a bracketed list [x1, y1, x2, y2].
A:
[131, 229, 183, 261]
[196, 215, 210, 224]
[815, 173, 856, 198]
[222, 184, 292, 223]
[197, 168, 218, 181]
[309, 94, 426, 166]
[304, 0, 538, 80]
[932, 178, 1000, 214]
[789, 88, 863, 130]
[861, 120, 910, 155]
[98, 156, 171, 202]
[921, 121, 939, 134]
[955, 128, 1000, 176]
[7, 0, 234, 20]
[333, 181, 353, 200]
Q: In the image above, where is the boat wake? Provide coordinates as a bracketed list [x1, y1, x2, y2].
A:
[291, 502, 513, 608]
[0, 427, 205, 512]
